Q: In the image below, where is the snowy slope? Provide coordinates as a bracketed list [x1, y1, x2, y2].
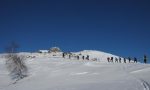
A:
[0, 50, 150, 90]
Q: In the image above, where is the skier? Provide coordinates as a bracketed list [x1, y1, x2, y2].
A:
[124, 58, 126, 63]
[144, 55, 147, 64]
[134, 57, 137, 63]
[128, 57, 131, 63]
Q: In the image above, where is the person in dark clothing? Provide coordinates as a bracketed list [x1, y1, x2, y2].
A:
[128, 57, 131, 63]
[119, 57, 122, 63]
[124, 58, 126, 63]
[77, 55, 80, 60]
[86, 55, 89, 60]
[115, 57, 118, 63]
[107, 57, 110, 62]
[144, 55, 147, 64]
[134, 57, 137, 63]
[111, 57, 113, 62]
[82, 56, 85, 60]
[69, 54, 71, 59]
[62, 53, 65, 58]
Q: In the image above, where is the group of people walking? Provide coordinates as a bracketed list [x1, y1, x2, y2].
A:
[62, 52, 90, 60]
[107, 55, 148, 64]
[62, 53, 148, 64]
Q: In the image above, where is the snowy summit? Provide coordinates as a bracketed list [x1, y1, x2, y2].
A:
[0, 50, 150, 90]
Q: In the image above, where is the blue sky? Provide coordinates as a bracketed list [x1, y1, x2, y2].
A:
[0, 0, 150, 61]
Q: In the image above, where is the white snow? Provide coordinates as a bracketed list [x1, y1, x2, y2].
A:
[38, 50, 49, 53]
[0, 50, 150, 90]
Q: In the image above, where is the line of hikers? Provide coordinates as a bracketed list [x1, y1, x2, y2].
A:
[62, 52, 148, 64]
[62, 52, 90, 60]
[107, 55, 148, 64]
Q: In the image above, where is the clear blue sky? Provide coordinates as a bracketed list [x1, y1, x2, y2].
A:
[0, 0, 150, 61]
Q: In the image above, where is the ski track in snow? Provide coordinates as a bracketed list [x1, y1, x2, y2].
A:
[122, 64, 150, 90]
[131, 73, 150, 90]
[140, 79, 150, 90]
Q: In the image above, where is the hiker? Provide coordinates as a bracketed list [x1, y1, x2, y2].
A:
[86, 55, 89, 60]
[134, 57, 137, 63]
[77, 55, 80, 60]
[119, 57, 122, 63]
[115, 57, 118, 63]
[144, 55, 147, 64]
[107, 57, 110, 62]
[128, 57, 131, 63]
[111, 57, 113, 62]
[82, 56, 85, 60]
[124, 58, 126, 63]
[62, 53, 65, 58]
[69, 54, 71, 59]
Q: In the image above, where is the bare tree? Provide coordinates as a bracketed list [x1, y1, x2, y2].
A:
[5, 42, 28, 81]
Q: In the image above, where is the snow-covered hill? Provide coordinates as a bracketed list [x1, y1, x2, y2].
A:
[0, 50, 150, 90]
